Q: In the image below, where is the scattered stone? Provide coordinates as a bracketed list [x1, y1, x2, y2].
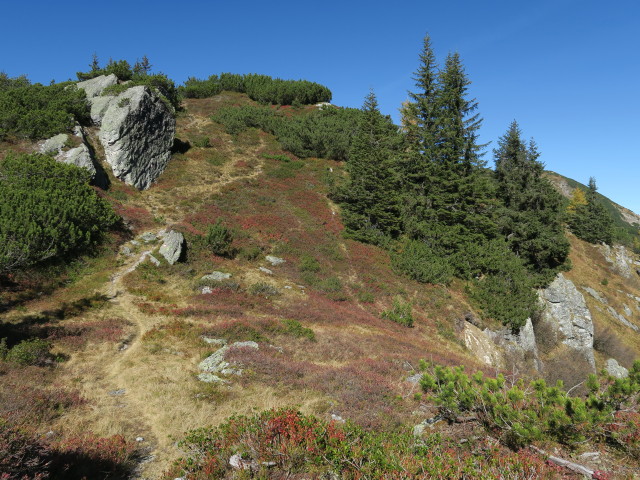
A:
[148, 254, 161, 266]
[258, 266, 273, 275]
[201, 271, 232, 282]
[269, 344, 284, 353]
[606, 305, 639, 332]
[108, 389, 126, 396]
[136, 437, 144, 442]
[606, 358, 629, 378]
[578, 452, 600, 461]
[202, 337, 227, 346]
[197, 373, 226, 383]
[39, 133, 69, 154]
[265, 255, 285, 266]
[284, 285, 292, 289]
[583, 287, 608, 305]
[406, 373, 422, 385]
[159, 230, 184, 265]
[623, 305, 633, 317]
[231, 341, 259, 350]
[229, 454, 257, 471]
[120, 246, 132, 256]
[131, 240, 140, 246]
[331, 414, 345, 423]
[539, 274, 595, 370]
[201, 286, 212, 294]
[141, 232, 157, 243]
[99, 85, 176, 189]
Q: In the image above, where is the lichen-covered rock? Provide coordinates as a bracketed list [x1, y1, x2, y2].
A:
[265, 255, 285, 266]
[539, 274, 595, 370]
[76, 74, 118, 98]
[39, 133, 69, 154]
[76, 74, 119, 124]
[463, 322, 505, 369]
[605, 358, 629, 378]
[98, 85, 175, 189]
[201, 272, 232, 282]
[600, 244, 635, 278]
[57, 143, 96, 178]
[159, 230, 184, 265]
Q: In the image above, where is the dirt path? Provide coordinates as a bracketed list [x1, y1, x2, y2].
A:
[58, 137, 268, 478]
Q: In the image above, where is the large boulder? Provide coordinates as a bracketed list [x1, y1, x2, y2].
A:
[98, 86, 175, 190]
[484, 318, 541, 372]
[76, 74, 119, 124]
[159, 230, 184, 265]
[538, 274, 595, 370]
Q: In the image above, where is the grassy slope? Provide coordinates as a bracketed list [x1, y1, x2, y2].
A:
[1, 93, 639, 478]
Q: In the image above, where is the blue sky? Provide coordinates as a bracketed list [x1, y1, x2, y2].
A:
[2, 0, 639, 214]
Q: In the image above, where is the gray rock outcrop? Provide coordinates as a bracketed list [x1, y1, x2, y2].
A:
[39, 129, 97, 179]
[605, 358, 629, 378]
[57, 143, 96, 178]
[159, 231, 184, 265]
[265, 255, 285, 266]
[600, 244, 635, 278]
[39, 133, 69, 154]
[98, 86, 175, 189]
[76, 74, 118, 124]
[539, 274, 595, 370]
[198, 341, 259, 382]
[463, 322, 505, 369]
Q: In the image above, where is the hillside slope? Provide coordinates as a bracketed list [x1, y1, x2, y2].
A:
[2, 93, 640, 478]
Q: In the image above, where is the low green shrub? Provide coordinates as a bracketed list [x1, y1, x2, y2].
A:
[6, 338, 52, 366]
[381, 297, 414, 327]
[0, 78, 89, 140]
[392, 239, 453, 285]
[248, 282, 280, 297]
[204, 219, 234, 257]
[420, 362, 640, 453]
[179, 72, 332, 105]
[0, 154, 118, 273]
[299, 254, 320, 273]
[279, 319, 316, 341]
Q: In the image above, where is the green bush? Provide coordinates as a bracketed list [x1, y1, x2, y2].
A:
[0, 78, 89, 140]
[381, 297, 414, 327]
[248, 282, 279, 297]
[179, 72, 332, 105]
[0, 154, 118, 273]
[420, 362, 640, 452]
[299, 254, 320, 273]
[204, 220, 234, 257]
[280, 319, 316, 341]
[6, 338, 52, 366]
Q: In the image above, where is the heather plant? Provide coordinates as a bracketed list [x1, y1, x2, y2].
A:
[165, 408, 564, 479]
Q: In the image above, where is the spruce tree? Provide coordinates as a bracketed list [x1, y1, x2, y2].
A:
[494, 121, 569, 284]
[567, 177, 614, 244]
[338, 91, 402, 244]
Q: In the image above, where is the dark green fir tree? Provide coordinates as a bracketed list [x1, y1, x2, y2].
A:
[337, 90, 402, 245]
[494, 120, 570, 285]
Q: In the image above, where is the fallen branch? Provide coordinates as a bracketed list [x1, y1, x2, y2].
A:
[530, 446, 594, 478]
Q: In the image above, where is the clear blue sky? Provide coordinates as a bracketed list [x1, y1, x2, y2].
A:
[2, 0, 639, 214]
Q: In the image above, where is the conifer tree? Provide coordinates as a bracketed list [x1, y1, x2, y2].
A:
[567, 177, 614, 244]
[338, 91, 402, 244]
[494, 121, 569, 284]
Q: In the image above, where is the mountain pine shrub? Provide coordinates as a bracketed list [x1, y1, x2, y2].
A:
[0, 154, 118, 274]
